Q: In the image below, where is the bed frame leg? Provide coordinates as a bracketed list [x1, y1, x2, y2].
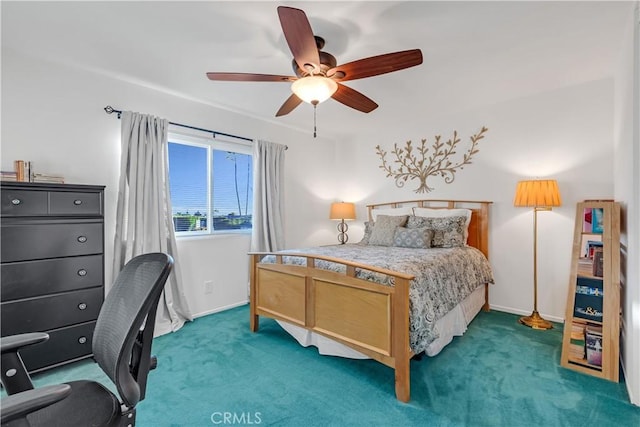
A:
[483, 283, 490, 312]
[250, 311, 259, 332]
[393, 276, 411, 402]
[249, 254, 260, 332]
[395, 359, 410, 403]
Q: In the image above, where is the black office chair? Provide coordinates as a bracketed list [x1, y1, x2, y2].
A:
[0, 252, 174, 427]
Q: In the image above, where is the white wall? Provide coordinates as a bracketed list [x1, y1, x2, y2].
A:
[340, 78, 615, 324]
[1, 49, 338, 318]
[613, 1, 640, 407]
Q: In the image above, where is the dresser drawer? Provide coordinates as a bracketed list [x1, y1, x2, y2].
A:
[49, 191, 103, 216]
[1, 221, 103, 262]
[19, 321, 96, 373]
[1, 287, 103, 335]
[1, 189, 48, 216]
[1, 255, 103, 301]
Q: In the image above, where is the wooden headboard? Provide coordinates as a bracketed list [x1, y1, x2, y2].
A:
[366, 199, 492, 259]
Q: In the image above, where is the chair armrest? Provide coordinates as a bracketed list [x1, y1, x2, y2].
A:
[0, 333, 49, 395]
[1, 333, 49, 354]
[0, 384, 71, 423]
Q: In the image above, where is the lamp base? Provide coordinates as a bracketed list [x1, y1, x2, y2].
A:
[519, 311, 553, 330]
[337, 220, 349, 245]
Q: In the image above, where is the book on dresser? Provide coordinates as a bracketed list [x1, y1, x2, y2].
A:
[0, 181, 105, 373]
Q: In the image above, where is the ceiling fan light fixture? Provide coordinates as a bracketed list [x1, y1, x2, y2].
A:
[291, 76, 338, 104]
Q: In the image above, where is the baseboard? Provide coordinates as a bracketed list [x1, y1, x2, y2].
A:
[619, 357, 636, 406]
[490, 304, 564, 324]
[193, 300, 248, 319]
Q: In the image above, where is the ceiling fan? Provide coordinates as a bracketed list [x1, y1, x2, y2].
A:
[206, 6, 423, 119]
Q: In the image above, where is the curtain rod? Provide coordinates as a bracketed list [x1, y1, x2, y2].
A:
[104, 105, 254, 142]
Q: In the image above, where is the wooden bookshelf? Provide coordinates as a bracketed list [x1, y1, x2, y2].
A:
[561, 201, 620, 381]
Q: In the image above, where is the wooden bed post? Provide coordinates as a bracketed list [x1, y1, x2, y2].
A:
[393, 276, 411, 402]
[479, 203, 491, 312]
[250, 254, 260, 332]
[478, 202, 490, 259]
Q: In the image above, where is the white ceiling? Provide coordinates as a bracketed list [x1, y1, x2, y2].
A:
[1, 1, 632, 140]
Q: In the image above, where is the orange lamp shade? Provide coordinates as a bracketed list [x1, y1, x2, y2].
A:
[329, 202, 356, 220]
[514, 180, 562, 208]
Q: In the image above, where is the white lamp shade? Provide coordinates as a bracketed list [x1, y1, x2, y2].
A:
[292, 76, 338, 104]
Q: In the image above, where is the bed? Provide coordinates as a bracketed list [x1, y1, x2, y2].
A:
[248, 199, 493, 402]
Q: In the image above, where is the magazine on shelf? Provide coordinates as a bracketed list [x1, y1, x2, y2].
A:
[591, 208, 604, 233]
[585, 325, 603, 366]
[592, 248, 604, 277]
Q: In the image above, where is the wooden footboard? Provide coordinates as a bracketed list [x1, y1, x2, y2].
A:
[249, 253, 415, 402]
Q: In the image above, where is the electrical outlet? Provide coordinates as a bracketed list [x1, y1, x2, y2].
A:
[204, 280, 214, 295]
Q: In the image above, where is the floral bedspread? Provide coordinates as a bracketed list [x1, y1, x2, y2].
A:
[260, 244, 495, 353]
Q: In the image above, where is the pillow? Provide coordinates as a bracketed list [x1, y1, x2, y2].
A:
[406, 215, 467, 248]
[412, 207, 472, 243]
[368, 215, 408, 246]
[358, 221, 374, 245]
[393, 227, 434, 249]
[370, 206, 413, 221]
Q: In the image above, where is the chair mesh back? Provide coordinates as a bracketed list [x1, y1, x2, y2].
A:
[92, 253, 173, 407]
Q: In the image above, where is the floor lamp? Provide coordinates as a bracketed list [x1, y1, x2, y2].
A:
[329, 202, 356, 244]
[514, 179, 562, 330]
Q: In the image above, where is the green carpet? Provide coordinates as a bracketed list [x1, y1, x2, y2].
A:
[28, 306, 639, 426]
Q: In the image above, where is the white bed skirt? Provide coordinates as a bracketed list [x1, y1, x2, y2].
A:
[276, 285, 486, 359]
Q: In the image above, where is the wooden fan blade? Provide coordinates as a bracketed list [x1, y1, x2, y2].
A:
[277, 6, 320, 74]
[206, 72, 296, 82]
[331, 84, 378, 113]
[327, 49, 423, 82]
[275, 94, 303, 117]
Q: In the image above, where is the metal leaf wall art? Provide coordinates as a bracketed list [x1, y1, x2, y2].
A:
[375, 126, 488, 193]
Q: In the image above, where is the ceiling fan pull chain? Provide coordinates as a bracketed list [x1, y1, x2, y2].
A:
[312, 100, 318, 138]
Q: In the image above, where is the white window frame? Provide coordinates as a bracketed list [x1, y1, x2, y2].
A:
[168, 127, 253, 238]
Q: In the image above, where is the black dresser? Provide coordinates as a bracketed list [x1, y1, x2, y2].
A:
[1, 182, 105, 372]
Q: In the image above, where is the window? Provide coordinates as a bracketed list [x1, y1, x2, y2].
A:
[168, 131, 253, 235]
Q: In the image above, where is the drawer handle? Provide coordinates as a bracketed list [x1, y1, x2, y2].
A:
[77, 269, 87, 277]
[77, 236, 87, 243]
[11, 199, 21, 205]
[78, 303, 87, 310]
[74, 199, 83, 205]
[78, 336, 87, 344]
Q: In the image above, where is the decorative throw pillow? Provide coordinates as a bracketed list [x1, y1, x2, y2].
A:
[368, 215, 408, 246]
[370, 206, 413, 221]
[412, 207, 472, 242]
[358, 221, 374, 245]
[393, 227, 434, 249]
[406, 215, 467, 248]
[406, 215, 431, 229]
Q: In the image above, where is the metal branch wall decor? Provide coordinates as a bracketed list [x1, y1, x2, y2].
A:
[375, 126, 488, 193]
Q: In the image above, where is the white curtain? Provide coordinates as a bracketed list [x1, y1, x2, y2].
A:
[113, 111, 192, 335]
[251, 140, 286, 251]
